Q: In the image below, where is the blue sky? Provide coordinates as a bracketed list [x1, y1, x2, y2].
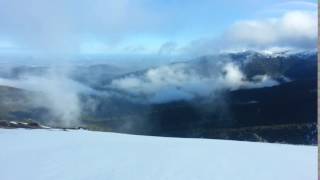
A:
[0, 0, 317, 57]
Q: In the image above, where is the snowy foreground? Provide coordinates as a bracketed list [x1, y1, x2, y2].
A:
[0, 129, 317, 180]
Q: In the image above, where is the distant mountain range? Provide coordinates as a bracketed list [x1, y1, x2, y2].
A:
[0, 50, 317, 144]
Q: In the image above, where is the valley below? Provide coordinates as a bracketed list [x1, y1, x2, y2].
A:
[0, 51, 317, 145]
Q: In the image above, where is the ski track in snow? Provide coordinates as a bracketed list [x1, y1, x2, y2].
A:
[0, 129, 317, 180]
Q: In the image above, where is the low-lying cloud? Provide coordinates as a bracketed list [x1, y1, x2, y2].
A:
[0, 68, 96, 126]
[110, 62, 279, 103]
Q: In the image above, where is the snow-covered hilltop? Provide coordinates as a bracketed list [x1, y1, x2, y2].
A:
[0, 129, 316, 180]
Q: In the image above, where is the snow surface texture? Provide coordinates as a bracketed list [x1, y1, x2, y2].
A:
[0, 129, 317, 180]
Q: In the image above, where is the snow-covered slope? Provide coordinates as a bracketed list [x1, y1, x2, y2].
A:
[0, 129, 317, 180]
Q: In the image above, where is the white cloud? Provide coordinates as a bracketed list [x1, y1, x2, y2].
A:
[0, 0, 162, 56]
[181, 10, 317, 56]
[220, 63, 279, 90]
[221, 63, 246, 89]
[110, 64, 211, 97]
[0, 1, 316, 57]
[223, 11, 317, 50]
[110, 62, 279, 103]
[0, 68, 96, 126]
